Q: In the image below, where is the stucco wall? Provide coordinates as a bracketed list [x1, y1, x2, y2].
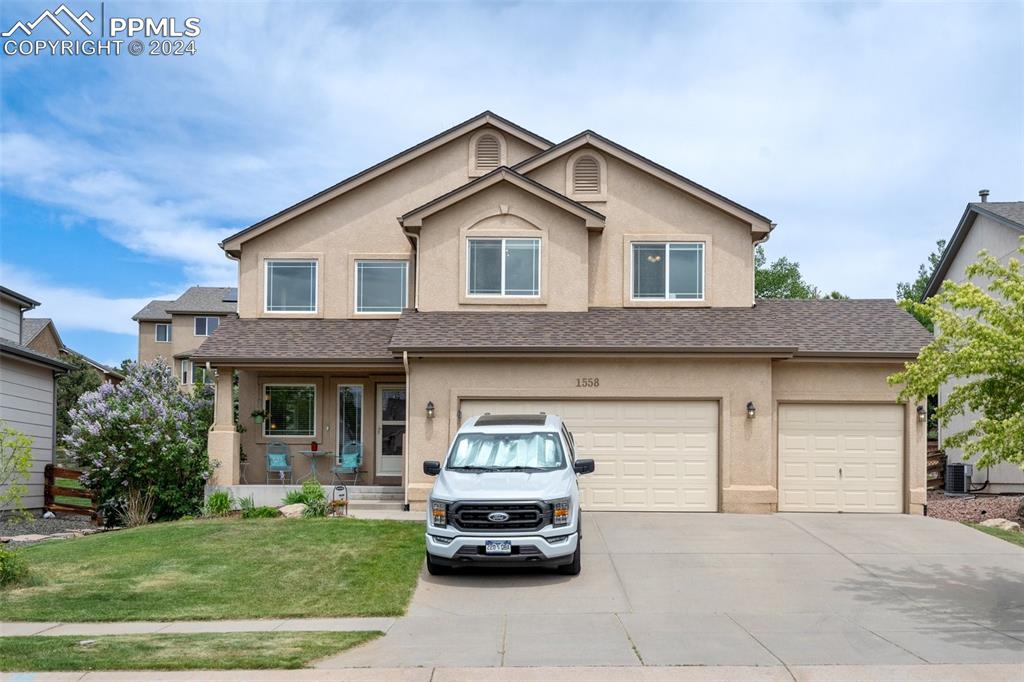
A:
[416, 182, 591, 312]
[525, 149, 756, 308]
[236, 128, 541, 320]
[772, 359, 927, 514]
[0, 355, 56, 510]
[404, 356, 925, 514]
[938, 214, 1024, 490]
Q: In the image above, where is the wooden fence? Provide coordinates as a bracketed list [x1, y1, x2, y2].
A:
[43, 464, 99, 523]
[926, 441, 946, 491]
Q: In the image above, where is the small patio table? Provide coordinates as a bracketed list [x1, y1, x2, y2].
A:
[298, 449, 333, 483]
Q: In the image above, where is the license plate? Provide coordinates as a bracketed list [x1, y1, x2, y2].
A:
[484, 540, 512, 555]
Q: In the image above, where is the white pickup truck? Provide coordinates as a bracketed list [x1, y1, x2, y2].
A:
[421, 413, 595, 575]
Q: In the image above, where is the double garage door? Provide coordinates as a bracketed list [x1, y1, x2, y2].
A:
[461, 399, 719, 511]
[460, 400, 904, 513]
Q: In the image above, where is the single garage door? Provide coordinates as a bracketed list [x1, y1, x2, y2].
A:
[778, 404, 903, 513]
[460, 399, 718, 512]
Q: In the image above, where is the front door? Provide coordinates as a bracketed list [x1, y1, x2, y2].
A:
[376, 385, 406, 477]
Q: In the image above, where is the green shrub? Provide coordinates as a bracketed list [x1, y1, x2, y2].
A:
[239, 495, 255, 513]
[282, 489, 306, 505]
[242, 506, 281, 519]
[0, 547, 28, 586]
[204, 490, 233, 517]
[300, 481, 327, 518]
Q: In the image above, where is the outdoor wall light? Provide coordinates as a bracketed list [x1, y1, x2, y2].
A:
[426, 401, 435, 419]
[746, 401, 756, 419]
[917, 405, 927, 422]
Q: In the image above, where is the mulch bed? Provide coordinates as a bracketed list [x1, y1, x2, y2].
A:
[1, 510, 96, 546]
[926, 490, 1024, 523]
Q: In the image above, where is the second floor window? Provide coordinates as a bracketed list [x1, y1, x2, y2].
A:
[631, 242, 704, 300]
[194, 316, 220, 336]
[468, 238, 540, 297]
[155, 323, 171, 342]
[266, 260, 317, 313]
[356, 261, 407, 314]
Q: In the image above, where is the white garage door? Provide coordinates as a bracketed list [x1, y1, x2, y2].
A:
[778, 404, 904, 513]
[460, 399, 718, 512]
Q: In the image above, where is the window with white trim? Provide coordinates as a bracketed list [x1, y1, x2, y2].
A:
[180, 359, 191, 384]
[265, 260, 317, 312]
[155, 323, 171, 343]
[467, 238, 540, 297]
[631, 242, 704, 300]
[264, 384, 316, 437]
[194, 316, 220, 336]
[355, 261, 407, 313]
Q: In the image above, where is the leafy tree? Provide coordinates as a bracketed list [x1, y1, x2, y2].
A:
[0, 421, 33, 518]
[889, 243, 1024, 469]
[755, 246, 846, 299]
[63, 359, 214, 523]
[55, 352, 102, 442]
[896, 239, 947, 331]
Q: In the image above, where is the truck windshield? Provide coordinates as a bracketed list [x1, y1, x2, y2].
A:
[447, 432, 566, 471]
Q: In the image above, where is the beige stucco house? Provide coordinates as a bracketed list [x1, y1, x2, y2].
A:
[195, 112, 931, 514]
[923, 195, 1024, 493]
[133, 286, 237, 386]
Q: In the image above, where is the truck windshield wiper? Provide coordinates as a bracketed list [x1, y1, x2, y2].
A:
[492, 466, 549, 472]
[447, 465, 492, 472]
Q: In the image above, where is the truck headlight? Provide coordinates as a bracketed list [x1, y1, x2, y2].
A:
[431, 500, 448, 528]
[550, 498, 570, 527]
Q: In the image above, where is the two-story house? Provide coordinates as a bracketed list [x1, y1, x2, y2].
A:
[923, 194, 1024, 493]
[0, 286, 72, 510]
[22, 317, 123, 384]
[195, 112, 931, 514]
[133, 286, 237, 386]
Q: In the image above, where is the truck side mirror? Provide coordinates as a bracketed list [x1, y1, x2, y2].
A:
[423, 460, 441, 476]
[573, 459, 595, 475]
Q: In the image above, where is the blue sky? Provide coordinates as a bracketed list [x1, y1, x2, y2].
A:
[1, 1, 1021, 366]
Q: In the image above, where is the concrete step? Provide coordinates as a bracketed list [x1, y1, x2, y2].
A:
[345, 493, 405, 502]
[345, 500, 406, 512]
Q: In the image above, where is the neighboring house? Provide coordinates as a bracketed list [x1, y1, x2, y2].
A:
[0, 286, 72, 510]
[133, 286, 238, 386]
[923, 194, 1024, 493]
[194, 111, 931, 514]
[22, 317, 124, 384]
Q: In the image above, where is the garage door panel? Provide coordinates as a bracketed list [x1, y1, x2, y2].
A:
[779, 404, 903, 513]
[462, 399, 718, 512]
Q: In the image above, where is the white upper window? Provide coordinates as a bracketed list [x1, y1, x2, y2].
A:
[355, 261, 408, 314]
[467, 238, 540, 297]
[631, 242, 704, 300]
[194, 316, 220, 336]
[155, 323, 171, 343]
[265, 260, 317, 313]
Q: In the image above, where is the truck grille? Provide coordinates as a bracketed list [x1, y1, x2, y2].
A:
[450, 502, 547, 532]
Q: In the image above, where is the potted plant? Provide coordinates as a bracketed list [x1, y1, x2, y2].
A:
[250, 409, 266, 424]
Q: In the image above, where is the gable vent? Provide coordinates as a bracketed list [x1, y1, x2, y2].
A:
[475, 134, 501, 170]
[573, 156, 601, 194]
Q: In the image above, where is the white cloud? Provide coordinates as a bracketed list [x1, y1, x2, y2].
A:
[0, 264, 176, 336]
[1, 1, 1021, 298]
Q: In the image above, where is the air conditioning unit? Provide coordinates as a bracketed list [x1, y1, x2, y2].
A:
[945, 462, 973, 495]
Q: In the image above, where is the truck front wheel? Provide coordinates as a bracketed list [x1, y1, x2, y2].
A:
[557, 540, 581, 575]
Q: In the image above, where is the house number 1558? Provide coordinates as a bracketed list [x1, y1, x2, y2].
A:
[576, 377, 600, 388]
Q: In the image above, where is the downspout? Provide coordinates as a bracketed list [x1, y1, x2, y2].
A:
[401, 224, 420, 311]
[403, 350, 410, 510]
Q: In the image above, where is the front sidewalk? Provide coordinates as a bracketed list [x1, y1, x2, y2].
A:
[7, 664, 1024, 682]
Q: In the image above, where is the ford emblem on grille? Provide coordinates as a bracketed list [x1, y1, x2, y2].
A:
[487, 512, 510, 522]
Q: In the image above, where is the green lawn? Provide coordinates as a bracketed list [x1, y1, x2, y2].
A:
[967, 522, 1024, 548]
[0, 631, 379, 671]
[1, 517, 424, 621]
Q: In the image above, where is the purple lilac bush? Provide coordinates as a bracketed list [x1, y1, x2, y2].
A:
[63, 359, 215, 522]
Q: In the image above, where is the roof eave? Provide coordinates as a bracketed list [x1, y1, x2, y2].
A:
[0, 343, 74, 371]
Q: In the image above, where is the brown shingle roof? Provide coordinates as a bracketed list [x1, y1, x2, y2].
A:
[192, 316, 399, 364]
[389, 300, 932, 358]
[164, 286, 238, 314]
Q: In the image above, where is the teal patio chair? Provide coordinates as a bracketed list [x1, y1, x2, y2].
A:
[266, 441, 293, 484]
[332, 442, 363, 486]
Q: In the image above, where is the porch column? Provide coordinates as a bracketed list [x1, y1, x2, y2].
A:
[208, 366, 240, 486]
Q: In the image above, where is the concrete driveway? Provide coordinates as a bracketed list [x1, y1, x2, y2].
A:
[319, 513, 1024, 668]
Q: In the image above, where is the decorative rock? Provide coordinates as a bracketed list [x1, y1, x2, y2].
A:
[279, 503, 307, 518]
[42, 511, 56, 519]
[980, 518, 1022, 532]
